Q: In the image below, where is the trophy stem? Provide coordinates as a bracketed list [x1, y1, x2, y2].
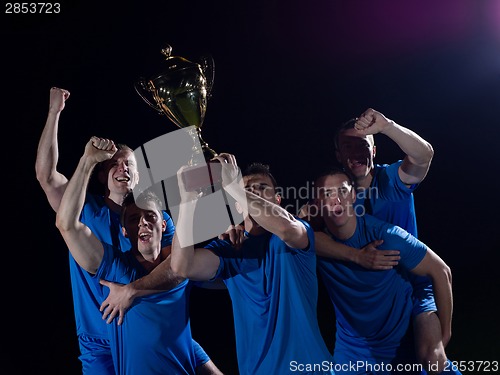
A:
[187, 127, 217, 166]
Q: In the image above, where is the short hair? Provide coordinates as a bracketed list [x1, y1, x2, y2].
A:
[333, 117, 375, 151]
[314, 166, 355, 188]
[242, 162, 278, 188]
[333, 118, 357, 151]
[120, 189, 163, 226]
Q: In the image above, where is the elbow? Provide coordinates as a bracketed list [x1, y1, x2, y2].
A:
[170, 255, 189, 279]
[35, 164, 49, 187]
[55, 212, 71, 233]
[55, 213, 63, 231]
[443, 263, 452, 285]
[425, 142, 435, 163]
[274, 213, 300, 242]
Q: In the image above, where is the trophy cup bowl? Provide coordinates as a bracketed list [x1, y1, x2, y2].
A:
[135, 45, 221, 194]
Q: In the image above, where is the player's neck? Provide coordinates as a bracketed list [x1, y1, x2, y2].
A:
[104, 194, 123, 214]
[355, 171, 374, 190]
[325, 215, 357, 241]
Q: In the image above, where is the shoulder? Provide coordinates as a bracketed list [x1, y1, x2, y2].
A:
[374, 160, 403, 177]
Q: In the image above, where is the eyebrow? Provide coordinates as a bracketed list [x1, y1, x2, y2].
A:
[245, 182, 270, 187]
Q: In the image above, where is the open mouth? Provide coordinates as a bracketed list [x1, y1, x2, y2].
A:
[139, 232, 152, 242]
[348, 158, 366, 167]
[115, 176, 130, 183]
[332, 206, 344, 216]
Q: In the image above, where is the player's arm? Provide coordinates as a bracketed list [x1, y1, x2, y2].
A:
[99, 248, 187, 324]
[35, 87, 71, 212]
[217, 153, 308, 250]
[56, 137, 116, 273]
[355, 108, 434, 185]
[315, 232, 400, 270]
[170, 166, 221, 281]
[410, 247, 453, 345]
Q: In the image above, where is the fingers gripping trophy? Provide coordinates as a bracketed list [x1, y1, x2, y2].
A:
[135, 44, 222, 197]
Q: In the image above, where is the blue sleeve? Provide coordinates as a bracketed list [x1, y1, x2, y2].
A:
[377, 161, 418, 201]
[204, 238, 232, 280]
[294, 217, 315, 254]
[381, 225, 427, 270]
[80, 194, 98, 225]
[192, 339, 210, 367]
[161, 211, 175, 247]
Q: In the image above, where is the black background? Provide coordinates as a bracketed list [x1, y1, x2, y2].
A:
[3, 0, 499, 374]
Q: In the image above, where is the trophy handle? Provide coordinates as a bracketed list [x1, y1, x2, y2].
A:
[134, 78, 163, 114]
[199, 54, 215, 98]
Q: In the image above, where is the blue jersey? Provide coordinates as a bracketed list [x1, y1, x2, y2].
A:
[354, 161, 418, 237]
[71, 194, 175, 339]
[95, 243, 198, 375]
[354, 161, 435, 316]
[205, 218, 334, 375]
[68, 193, 177, 373]
[317, 215, 427, 372]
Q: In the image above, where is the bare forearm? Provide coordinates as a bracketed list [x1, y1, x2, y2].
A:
[129, 256, 184, 297]
[315, 231, 356, 262]
[432, 272, 453, 341]
[56, 155, 95, 231]
[36, 111, 68, 211]
[36, 112, 59, 176]
[225, 182, 301, 240]
[55, 154, 103, 274]
[171, 201, 198, 278]
[382, 121, 434, 165]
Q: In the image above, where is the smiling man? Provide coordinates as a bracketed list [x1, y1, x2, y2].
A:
[54, 136, 217, 375]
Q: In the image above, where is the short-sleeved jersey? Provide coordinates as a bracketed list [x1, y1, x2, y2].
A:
[70, 193, 175, 340]
[205, 218, 334, 375]
[355, 161, 418, 237]
[317, 215, 427, 368]
[95, 243, 197, 375]
[354, 161, 435, 316]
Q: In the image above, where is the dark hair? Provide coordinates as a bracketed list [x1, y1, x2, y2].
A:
[242, 162, 278, 188]
[314, 166, 355, 187]
[120, 189, 163, 226]
[333, 118, 357, 151]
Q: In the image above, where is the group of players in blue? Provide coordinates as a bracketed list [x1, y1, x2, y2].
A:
[37, 87, 462, 374]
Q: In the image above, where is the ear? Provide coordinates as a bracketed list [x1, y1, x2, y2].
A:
[122, 226, 128, 238]
[161, 219, 166, 232]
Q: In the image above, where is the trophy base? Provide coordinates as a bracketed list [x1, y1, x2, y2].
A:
[182, 160, 223, 193]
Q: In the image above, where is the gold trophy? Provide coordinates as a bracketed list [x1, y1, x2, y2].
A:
[135, 44, 221, 194]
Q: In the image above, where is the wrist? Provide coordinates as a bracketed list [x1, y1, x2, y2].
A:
[350, 248, 360, 264]
[48, 108, 62, 116]
[124, 282, 139, 298]
[379, 119, 396, 135]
